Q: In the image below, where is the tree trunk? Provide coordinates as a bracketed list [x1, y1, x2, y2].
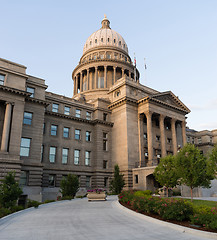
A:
[166, 187, 168, 197]
[190, 187, 193, 202]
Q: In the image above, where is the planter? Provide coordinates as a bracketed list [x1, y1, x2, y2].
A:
[87, 191, 107, 201]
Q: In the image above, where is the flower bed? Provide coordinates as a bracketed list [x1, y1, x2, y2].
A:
[119, 190, 217, 232]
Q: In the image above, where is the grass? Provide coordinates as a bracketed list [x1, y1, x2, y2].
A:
[168, 198, 217, 208]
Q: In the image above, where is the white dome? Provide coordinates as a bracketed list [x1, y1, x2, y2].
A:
[83, 17, 128, 55]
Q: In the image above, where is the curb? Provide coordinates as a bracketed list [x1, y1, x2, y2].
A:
[114, 200, 217, 240]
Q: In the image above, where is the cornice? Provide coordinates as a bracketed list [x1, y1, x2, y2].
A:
[0, 66, 28, 78]
[108, 96, 137, 110]
[45, 110, 113, 126]
[72, 58, 134, 77]
[26, 97, 48, 106]
[0, 85, 30, 97]
[137, 96, 190, 114]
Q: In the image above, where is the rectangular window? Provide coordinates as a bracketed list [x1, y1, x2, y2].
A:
[85, 151, 90, 166]
[49, 147, 56, 163]
[76, 109, 81, 118]
[104, 177, 108, 187]
[74, 150, 80, 165]
[167, 138, 172, 144]
[52, 103, 59, 113]
[75, 129, 81, 140]
[0, 74, 5, 85]
[165, 122, 171, 130]
[103, 133, 108, 151]
[187, 136, 190, 143]
[198, 137, 202, 144]
[144, 133, 147, 140]
[64, 106, 70, 115]
[26, 87, 35, 98]
[103, 160, 107, 169]
[86, 176, 91, 188]
[20, 138, 31, 157]
[62, 148, 69, 164]
[135, 175, 138, 184]
[23, 112, 33, 125]
[63, 127, 69, 138]
[41, 145, 44, 162]
[86, 131, 91, 141]
[210, 137, 213, 143]
[103, 113, 107, 121]
[51, 125, 58, 136]
[192, 137, 195, 144]
[86, 111, 91, 120]
[19, 171, 29, 186]
[48, 175, 56, 187]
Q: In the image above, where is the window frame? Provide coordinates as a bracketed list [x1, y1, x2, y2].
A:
[75, 129, 81, 140]
[85, 131, 91, 142]
[63, 127, 69, 138]
[64, 106, 70, 115]
[20, 138, 31, 157]
[85, 151, 91, 166]
[48, 175, 56, 187]
[74, 149, 80, 165]
[0, 74, 5, 85]
[62, 148, 69, 164]
[23, 112, 33, 125]
[51, 124, 58, 136]
[52, 103, 59, 113]
[49, 146, 56, 163]
[26, 86, 35, 98]
[86, 111, 91, 120]
[75, 109, 81, 118]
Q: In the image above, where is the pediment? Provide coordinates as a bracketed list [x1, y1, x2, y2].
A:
[150, 91, 190, 113]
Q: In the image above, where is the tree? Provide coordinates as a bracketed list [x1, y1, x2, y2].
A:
[154, 155, 179, 197]
[109, 164, 125, 194]
[60, 174, 79, 197]
[0, 172, 22, 208]
[176, 144, 214, 201]
[208, 145, 217, 174]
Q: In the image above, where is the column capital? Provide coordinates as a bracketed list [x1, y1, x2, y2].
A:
[159, 114, 165, 121]
[145, 111, 153, 118]
[171, 118, 177, 124]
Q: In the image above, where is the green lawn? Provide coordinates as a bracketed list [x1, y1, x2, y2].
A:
[171, 198, 217, 208]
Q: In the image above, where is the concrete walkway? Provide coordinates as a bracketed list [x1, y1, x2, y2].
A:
[0, 196, 216, 240]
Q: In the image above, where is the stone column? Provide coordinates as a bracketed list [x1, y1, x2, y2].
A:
[159, 114, 166, 157]
[73, 76, 76, 95]
[171, 118, 178, 154]
[104, 66, 107, 88]
[87, 69, 89, 90]
[113, 66, 116, 84]
[1, 102, 13, 152]
[146, 111, 153, 166]
[95, 67, 97, 89]
[80, 72, 83, 92]
[182, 120, 187, 146]
[122, 68, 124, 78]
[138, 114, 144, 167]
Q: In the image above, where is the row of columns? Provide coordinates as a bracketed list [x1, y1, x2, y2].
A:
[74, 66, 135, 95]
[138, 112, 186, 167]
[1, 102, 13, 152]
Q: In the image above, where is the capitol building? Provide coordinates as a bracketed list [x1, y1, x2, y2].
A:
[0, 16, 216, 201]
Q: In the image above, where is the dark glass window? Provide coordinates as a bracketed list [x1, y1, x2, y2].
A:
[23, 112, 33, 125]
[0, 74, 5, 85]
[75, 129, 81, 140]
[20, 138, 31, 157]
[63, 127, 69, 138]
[51, 125, 58, 136]
[49, 147, 56, 163]
[86, 131, 91, 141]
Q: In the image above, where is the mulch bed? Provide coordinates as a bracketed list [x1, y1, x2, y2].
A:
[120, 201, 217, 233]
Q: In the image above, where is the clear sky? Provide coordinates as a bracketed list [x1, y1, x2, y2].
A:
[1, 0, 217, 131]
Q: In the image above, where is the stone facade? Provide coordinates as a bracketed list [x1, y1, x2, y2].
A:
[0, 16, 215, 201]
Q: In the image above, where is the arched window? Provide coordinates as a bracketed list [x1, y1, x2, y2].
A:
[119, 41, 121, 46]
[90, 41, 92, 45]
[114, 39, 116, 43]
[108, 38, 110, 42]
[95, 39, 97, 43]
[101, 38, 103, 42]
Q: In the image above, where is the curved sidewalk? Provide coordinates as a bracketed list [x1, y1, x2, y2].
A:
[0, 196, 216, 240]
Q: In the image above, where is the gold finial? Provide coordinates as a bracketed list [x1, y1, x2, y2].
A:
[104, 14, 107, 18]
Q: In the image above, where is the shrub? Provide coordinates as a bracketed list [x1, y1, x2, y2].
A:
[60, 174, 79, 197]
[27, 199, 41, 208]
[0, 208, 11, 218]
[118, 190, 135, 204]
[134, 190, 152, 198]
[190, 209, 217, 230]
[0, 172, 22, 208]
[43, 200, 55, 204]
[10, 205, 24, 213]
[61, 196, 74, 200]
[110, 165, 125, 194]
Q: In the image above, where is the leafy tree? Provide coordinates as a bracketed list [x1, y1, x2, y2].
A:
[154, 155, 179, 197]
[176, 144, 214, 201]
[207, 145, 217, 174]
[60, 174, 79, 197]
[0, 172, 22, 208]
[110, 164, 125, 194]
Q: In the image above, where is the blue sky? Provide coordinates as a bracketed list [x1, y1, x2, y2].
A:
[1, 0, 217, 131]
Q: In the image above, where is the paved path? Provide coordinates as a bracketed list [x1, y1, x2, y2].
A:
[0, 196, 216, 240]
